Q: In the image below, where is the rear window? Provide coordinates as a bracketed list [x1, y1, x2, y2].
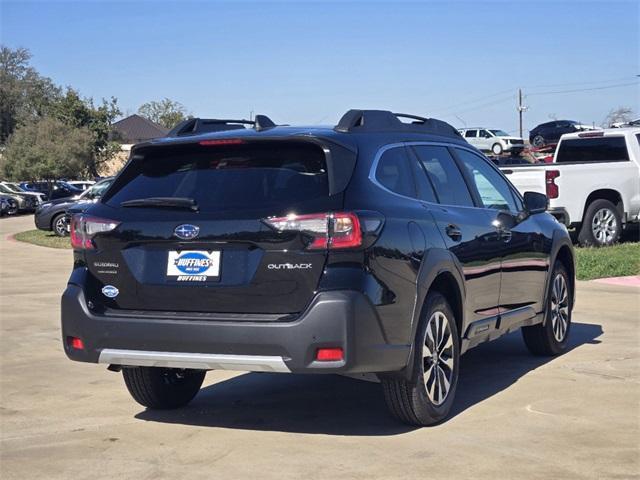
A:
[556, 137, 629, 163]
[106, 142, 331, 213]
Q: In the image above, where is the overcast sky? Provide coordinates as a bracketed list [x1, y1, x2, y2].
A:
[2, 0, 638, 134]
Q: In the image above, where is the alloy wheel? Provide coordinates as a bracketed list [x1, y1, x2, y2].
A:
[591, 208, 617, 244]
[422, 311, 455, 406]
[550, 273, 569, 342]
[54, 216, 69, 236]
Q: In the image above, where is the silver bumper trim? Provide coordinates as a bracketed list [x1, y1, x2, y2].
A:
[98, 349, 291, 372]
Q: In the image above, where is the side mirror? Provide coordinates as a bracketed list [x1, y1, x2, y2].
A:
[523, 191, 548, 214]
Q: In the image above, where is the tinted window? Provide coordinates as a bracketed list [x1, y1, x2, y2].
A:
[465, 130, 478, 138]
[106, 142, 330, 213]
[412, 146, 474, 207]
[479, 130, 491, 138]
[455, 148, 517, 212]
[556, 137, 629, 163]
[375, 147, 416, 198]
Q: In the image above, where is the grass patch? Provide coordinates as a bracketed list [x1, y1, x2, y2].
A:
[575, 242, 640, 280]
[14, 229, 71, 249]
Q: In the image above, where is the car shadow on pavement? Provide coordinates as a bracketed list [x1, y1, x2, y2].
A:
[135, 322, 602, 435]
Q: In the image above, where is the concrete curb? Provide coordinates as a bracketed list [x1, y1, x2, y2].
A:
[592, 275, 640, 288]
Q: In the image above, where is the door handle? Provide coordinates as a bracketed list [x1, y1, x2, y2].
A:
[445, 224, 462, 241]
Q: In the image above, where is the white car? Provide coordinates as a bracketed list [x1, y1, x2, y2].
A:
[0, 181, 45, 204]
[459, 128, 525, 155]
[500, 127, 640, 246]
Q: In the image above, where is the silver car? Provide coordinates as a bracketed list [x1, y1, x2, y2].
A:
[459, 128, 525, 155]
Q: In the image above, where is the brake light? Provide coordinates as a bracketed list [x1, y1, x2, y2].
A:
[264, 212, 362, 250]
[545, 170, 560, 199]
[199, 138, 245, 146]
[70, 214, 120, 250]
[577, 131, 604, 138]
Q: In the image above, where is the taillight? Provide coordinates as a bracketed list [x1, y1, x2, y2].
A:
[263, 212, 362, 250]
[545, 170, 560, 199]
[70, 214, 120, 250]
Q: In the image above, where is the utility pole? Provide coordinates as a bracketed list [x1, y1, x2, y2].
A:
[517, 88, 528, 138]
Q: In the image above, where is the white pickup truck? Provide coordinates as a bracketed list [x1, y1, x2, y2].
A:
[500, 127, 640, 246]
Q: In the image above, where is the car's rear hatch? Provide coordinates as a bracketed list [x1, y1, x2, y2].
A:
[80, 138, 356, 317]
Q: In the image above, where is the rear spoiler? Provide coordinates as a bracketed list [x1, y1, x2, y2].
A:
[167, 115, 277, 137]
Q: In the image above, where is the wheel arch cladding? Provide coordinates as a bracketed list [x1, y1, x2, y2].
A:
[393, 250, 465, 381]
[554, 244, 575, 310]
[543, 230, 576, 323]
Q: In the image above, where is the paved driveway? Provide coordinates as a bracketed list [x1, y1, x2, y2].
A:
[1, 215, 638, 480]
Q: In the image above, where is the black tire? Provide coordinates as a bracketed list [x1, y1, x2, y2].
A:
[381, 292, 460, 426]
[577, 199, 622, 247]
[122, 367, 206, 409]
[522, 261, 572, 356]
[532, 135, 545, 147]
[52, 213, 69, 237]
[491, 143, 503, 155]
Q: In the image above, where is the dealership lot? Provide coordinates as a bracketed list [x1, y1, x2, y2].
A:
[1, 214, 638, 480]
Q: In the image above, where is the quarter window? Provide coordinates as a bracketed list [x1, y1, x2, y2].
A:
[454, 148, 518, 212]
[411, 146, 474, 207]
[375, 147, 416, 198]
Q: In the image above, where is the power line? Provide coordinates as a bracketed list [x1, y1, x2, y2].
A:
[527, 81, 639, 96]
[524, 76, 638, 90]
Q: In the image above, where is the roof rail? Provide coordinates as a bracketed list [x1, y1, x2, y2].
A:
[167, 114, 277, 137]
[334, 109, 462, 138]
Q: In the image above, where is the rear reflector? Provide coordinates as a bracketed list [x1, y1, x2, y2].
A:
[316, 348, 344, 361]
[199, 138, 245, 146]
[68, 336, 85, 350]
[264, 212, 362, 250]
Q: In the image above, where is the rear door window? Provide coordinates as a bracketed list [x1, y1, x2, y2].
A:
[556, 137, 629, 163]
[411, 145, 474, 207]
[465, 130, 478, 138]
[105, 142, 332, 213]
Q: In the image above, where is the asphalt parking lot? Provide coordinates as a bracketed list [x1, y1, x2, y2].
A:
[1, 214, 638, 480]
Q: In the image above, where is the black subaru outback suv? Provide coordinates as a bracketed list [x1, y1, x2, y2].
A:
[62, 110, 575, 425]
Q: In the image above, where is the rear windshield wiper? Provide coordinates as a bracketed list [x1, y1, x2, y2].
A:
[120, 197, 199, 212]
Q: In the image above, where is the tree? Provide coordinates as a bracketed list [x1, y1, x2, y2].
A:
[138, 98, 189, 129]
[0, 46, 60, 143]
[602, 106, 634, 127]
[51, 88, 121, 176]
[1, 117, 93, 181]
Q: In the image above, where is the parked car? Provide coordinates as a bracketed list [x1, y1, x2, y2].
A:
[459, 128, 525, 155]
[529, 120, 598, 147]
[67, 180, 96, 191]
[1, 181, 46, 204]
[501, 127, 640, 246]
[61, 110, 575, 426]
[35, 177, 114, 236]
[0, 183, 38, 212]
[20, 181, 83, 200]
[0, 195, 19, 216]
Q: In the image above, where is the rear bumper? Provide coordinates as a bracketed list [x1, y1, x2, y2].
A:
[549, 207, 570, 227]
[61, 285, 409, 374]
